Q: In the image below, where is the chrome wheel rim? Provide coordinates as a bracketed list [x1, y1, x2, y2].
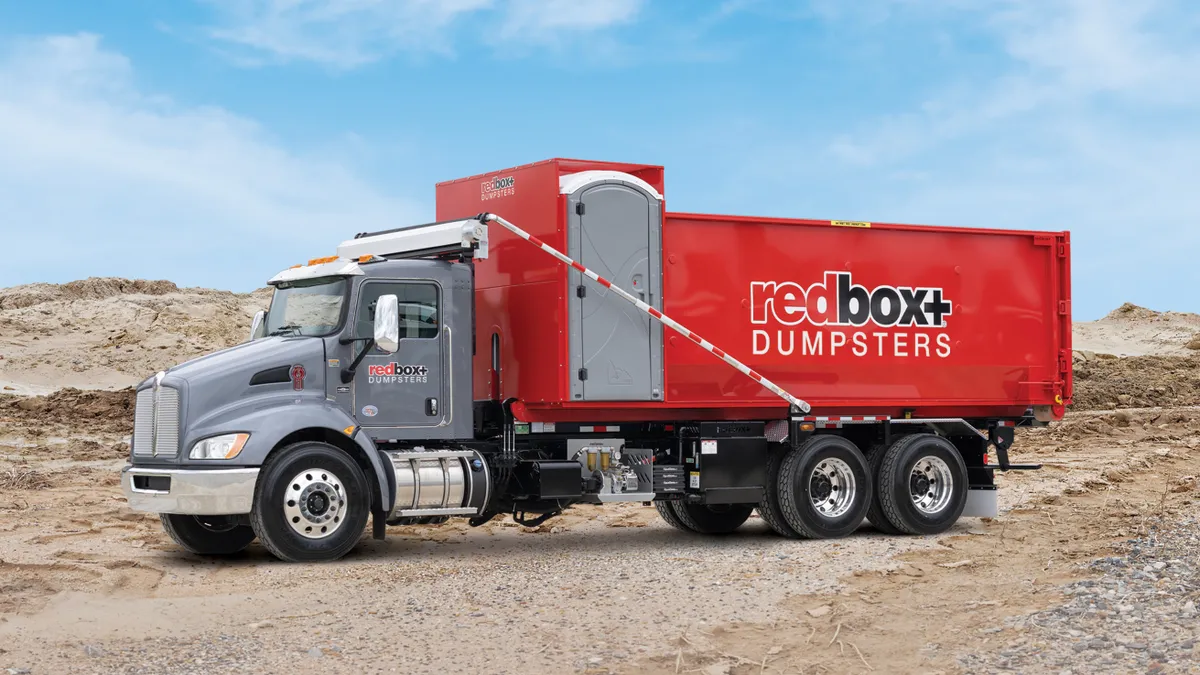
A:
[809, 458, 856, 518]
[283, 468, 346, 539]
[909, 456, 953, 515]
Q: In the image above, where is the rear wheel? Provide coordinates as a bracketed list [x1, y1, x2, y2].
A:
[757, 445, 802, 538]
[655, 500, 692, 532]
[777, 435, 871, 539]
[865, 445, 903, 534]
[160, 513, 255, 556]
[670, 502, 754, 534]
[877, 434, 968, 535]
[250, 442, 370, 562]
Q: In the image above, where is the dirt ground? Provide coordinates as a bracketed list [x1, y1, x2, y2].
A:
[1, 404, 1198, 674]
[1, 280, 1200, 673]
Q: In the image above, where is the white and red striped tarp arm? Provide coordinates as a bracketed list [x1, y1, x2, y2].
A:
[479, 213, 812, 414]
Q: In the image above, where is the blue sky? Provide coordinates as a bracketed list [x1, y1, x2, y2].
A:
[0, 0, 1196, 320]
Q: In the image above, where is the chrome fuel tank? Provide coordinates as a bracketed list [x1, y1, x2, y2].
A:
[386, 449, 489, 522]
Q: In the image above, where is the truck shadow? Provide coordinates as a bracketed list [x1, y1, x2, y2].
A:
[144, 520, 955, 569]
[342, 519, 937, 564]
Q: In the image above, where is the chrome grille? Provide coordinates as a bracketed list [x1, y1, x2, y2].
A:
[153, 387, 180, 457]
[132, 388, 155, 456]
[131, 379, 181, 458]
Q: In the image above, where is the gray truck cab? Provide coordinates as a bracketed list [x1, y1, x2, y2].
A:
[121, 220, 488, 561]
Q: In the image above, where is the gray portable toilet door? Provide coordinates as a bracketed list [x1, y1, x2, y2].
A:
[567, 180, 664, 402]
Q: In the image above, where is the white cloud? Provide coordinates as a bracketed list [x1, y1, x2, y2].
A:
[497, 0, 641, 41]
[199, 0, 644, 68]
[819, 0, 1200, 318]
[0, 33, 419, 290]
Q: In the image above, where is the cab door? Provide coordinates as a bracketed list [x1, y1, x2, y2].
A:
[352, 280, 446, 429]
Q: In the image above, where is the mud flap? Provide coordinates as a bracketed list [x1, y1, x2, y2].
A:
[962, 487, 998, 518]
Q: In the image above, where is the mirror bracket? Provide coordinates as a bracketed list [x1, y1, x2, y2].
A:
[340, 338, 376, 384]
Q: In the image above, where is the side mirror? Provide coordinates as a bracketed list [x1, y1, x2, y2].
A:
[374, 294, 399, 354]
[249, 310, 267, 341]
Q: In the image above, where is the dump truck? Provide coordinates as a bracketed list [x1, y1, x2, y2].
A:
[120, 158, 1070, 562]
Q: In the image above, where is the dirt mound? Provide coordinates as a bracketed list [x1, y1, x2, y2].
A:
[1074, 303, 1200, 357]
[0, 278, 270, 394]
[1072, 355, 1200, 410]
[1104, 302, 1160, 321]
[0, 278, 182, 310]
[0, 388, 136, 435]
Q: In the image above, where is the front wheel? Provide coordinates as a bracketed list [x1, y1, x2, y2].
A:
[160, 513, 256, 556]
[250, 442, 370, 562]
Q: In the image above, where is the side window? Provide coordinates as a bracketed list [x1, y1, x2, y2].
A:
[357, 282, 440, 344]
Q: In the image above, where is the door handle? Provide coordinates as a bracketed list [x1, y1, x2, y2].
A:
[426, 398, 438, 417]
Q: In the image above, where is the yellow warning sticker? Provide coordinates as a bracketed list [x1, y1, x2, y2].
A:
[831, 220, 871, 228]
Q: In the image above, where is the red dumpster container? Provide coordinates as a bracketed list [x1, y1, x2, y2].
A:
[436, 159, 1071, 424]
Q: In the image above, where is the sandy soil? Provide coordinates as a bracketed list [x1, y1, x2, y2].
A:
[0, 278, 268, 395]
[1074, 302, 1200, 357]
[1, 403, 1197, 674]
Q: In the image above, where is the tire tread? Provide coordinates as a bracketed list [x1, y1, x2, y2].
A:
[866, 442, 906, 534]
[655, 500, 693, 532]
[160, 513, 255, 556]
[757, 446, 801, 538]
[877, 433, 968, 536]
[251, 441, 370, 562]
[777, 435, 871, 539]
[669, 502, 754, 534]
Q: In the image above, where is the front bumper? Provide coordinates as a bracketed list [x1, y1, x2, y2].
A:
[121, 465, 259, 515]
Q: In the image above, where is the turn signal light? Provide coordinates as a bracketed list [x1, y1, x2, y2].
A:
[799, 422, 815, 432]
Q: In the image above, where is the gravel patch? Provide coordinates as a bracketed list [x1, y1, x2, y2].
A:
[960, 509, 1200, 674]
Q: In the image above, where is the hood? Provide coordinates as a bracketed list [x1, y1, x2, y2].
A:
[160, 336, 328, 432]
[165, 336, 317, 383]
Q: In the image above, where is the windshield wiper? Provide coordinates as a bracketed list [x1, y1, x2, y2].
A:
[268, 323, 303, 336]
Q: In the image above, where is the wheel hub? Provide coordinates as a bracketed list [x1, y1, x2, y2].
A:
[809, 458, 856, 519]
[309, 491, 330, 515]
[284, 469, 347, 539]
[909, 456, 953, 515]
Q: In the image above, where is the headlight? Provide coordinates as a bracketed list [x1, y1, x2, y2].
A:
[189, 433, 250, 460]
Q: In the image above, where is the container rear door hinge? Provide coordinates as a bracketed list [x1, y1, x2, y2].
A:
[575, 203, 585, 215]
[1059, 300, 1069, 315]
[1059, 349, 1071, 375]
[577, 285, 586, 298]
[578, 368, 588, 381]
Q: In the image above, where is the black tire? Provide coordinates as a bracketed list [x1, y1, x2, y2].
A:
[655, 500, 693, 532]
[757, 445, 802, 538]
[160, 513, 255, 556]
[878, 434, 969, 535]
[250, 442, 371, 562]
[864, 444, 903, 535]
[669, 502, 754, 534]
[777, 435, 871, 539]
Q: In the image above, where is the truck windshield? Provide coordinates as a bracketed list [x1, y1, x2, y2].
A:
[265, 277, 348, 337]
